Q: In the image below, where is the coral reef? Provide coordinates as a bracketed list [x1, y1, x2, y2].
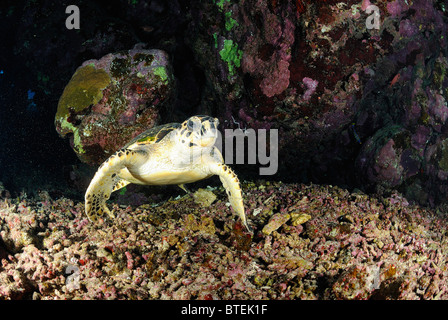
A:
[185, 0, 448, 208]
[5, 0, 448, 208]
[0, 181, 447, 300]
[4, 0, 448, 302]
[55, 47, 174, 165]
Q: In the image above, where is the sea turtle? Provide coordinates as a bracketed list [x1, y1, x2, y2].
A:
[85, 115, 250, 231]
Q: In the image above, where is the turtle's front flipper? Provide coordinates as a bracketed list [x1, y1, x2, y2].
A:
[209, 163, 251, 233]
[85, 148, 145, 222]
[112, 179, 130, 192]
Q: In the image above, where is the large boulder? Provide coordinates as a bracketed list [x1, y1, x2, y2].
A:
[55, 47, 174, 165]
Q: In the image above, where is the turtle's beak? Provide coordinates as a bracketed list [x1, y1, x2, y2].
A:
[201, 132, 218, 147]
[199, 129, 218, 147]
[196, 117, 219, 147]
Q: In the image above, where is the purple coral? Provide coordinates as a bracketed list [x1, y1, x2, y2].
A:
[302, 77, 319, 101]
[259, 60, 290, 98]
[240, 2, 295, 98]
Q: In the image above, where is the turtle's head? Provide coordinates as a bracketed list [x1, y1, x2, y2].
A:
[177, 115, 219, 149]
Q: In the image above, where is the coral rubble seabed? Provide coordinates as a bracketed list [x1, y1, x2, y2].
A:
[0, 181, 447, 300]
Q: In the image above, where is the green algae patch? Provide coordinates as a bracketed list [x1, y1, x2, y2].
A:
[213, 0, 231, 10]
[153, 66, 169, 83]
[55, 65, 111, 127]
[225, 11, 238, 31]
[219, 39, 243, 76]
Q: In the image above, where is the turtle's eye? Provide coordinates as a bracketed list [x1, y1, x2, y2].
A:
[187, 118, 202, 132]
[187, 119, 195, 131]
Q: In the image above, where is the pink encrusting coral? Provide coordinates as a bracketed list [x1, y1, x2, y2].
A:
[0, 181, 447, 300]
[302, 77, 319, 101]
[240, 1, 295, 98]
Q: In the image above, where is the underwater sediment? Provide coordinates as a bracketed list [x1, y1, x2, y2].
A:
[0, 181, 447, 300]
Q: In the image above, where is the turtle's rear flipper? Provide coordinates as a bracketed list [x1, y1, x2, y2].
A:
[178, 184, 191, 193]
[85, 148, 144, 222]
